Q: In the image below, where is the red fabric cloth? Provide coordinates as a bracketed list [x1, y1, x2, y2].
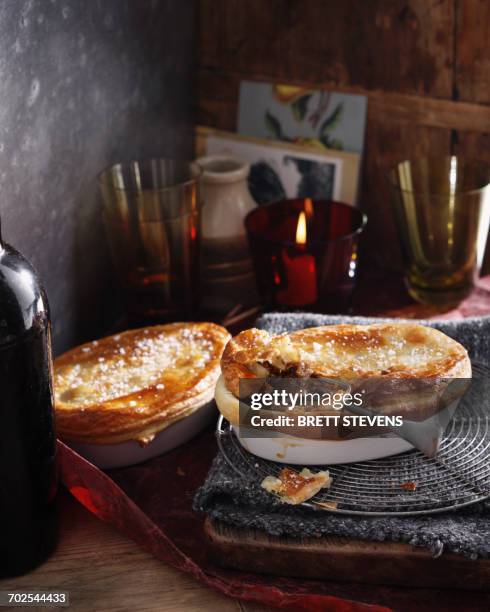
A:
[352, 269, 490, 321]
[430, 276, 490, 320]
[59, 434, 390, 611]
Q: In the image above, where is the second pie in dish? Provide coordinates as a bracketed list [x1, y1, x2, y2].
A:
[55, 322, 230, 447]
[215, 323, 471, 464]
[216, 323, 471, 425]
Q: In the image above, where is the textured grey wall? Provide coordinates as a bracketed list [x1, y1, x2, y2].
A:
[0, 0, 196, 354]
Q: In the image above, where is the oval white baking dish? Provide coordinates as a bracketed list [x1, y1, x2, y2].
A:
[66, 400, 217, 469]
[233, 393, 464, 464]
[234, 428, 414, 465]
[216, 374, 465, 464]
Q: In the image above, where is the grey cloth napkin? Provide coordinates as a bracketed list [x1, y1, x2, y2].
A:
[194, 313, 490, 559]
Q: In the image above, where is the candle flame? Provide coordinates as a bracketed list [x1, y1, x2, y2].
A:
[296, 211, 307, 245]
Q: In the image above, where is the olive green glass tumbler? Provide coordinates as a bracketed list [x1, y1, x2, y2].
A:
[98, 159, 202, 324]
[389, 156, 490, 307]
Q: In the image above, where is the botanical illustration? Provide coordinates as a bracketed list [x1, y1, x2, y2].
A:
[238, 81, 367, 155]
[266, 85, 344, 150]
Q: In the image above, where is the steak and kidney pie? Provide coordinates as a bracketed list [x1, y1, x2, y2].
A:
[215, 323, 471, 426]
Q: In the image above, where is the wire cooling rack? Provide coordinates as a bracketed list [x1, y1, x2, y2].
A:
[216, 363, 490, 517]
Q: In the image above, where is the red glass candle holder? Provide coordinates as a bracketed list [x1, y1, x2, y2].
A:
[245, 199, 367, 312]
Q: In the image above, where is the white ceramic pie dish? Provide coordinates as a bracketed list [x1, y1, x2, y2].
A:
[234, 428, 414, 465]
[233, 388, 465, 464]
[216, 375, 466, 464]
[66, 400, 217, 469]
[215, 375, 414, 463]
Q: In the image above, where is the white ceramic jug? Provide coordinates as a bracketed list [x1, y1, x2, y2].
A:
[197, 154, 259, 316]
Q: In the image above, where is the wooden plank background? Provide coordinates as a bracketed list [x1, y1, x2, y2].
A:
[196, 0, 490, 269]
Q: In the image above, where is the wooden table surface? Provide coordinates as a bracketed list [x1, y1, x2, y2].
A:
[2, 490, 488, 611]
[0, 491, 269, 612]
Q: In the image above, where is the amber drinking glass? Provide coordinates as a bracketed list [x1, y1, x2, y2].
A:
[245, 199, 366, 312]
[389, 157, 490, 306]
[99, 159, 202, 323]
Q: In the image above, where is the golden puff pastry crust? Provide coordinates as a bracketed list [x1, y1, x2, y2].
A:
[55, 322, 230, 445]
[217, 323, 471, 425]
[261, 468, 332, 505]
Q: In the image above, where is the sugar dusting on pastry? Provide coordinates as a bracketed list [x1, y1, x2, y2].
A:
[221, 324, 470, 390]
[55, 327, 215, 406]
[54, 322, 231, 445]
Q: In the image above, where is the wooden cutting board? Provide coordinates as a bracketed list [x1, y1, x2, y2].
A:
[204, 518, 489, 591]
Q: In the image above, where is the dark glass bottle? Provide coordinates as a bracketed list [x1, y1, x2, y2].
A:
[0, 221, 58, 577]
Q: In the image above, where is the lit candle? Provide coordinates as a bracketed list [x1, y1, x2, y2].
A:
[277, 211, 318, 306]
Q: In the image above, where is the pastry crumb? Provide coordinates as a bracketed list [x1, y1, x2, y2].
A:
[261, 467, 332, 504]
[400, 481, 418, 491]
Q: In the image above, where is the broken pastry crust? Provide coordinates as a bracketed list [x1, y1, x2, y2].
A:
[217, 324, 471, 425]
[54, 322, 230, 445]
[261, 468, 332, 504]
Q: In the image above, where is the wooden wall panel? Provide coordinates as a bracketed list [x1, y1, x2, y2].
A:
[456, 0, 490, 103]
[454, 131, 490, 163]
[284, 0, 454, 97]
[197, 71, 236, 131]
[363, 121, 451, 263]
[199, 0, 454, 97]
[197, 69, 490, 134]
[197, 0, 490, 268]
